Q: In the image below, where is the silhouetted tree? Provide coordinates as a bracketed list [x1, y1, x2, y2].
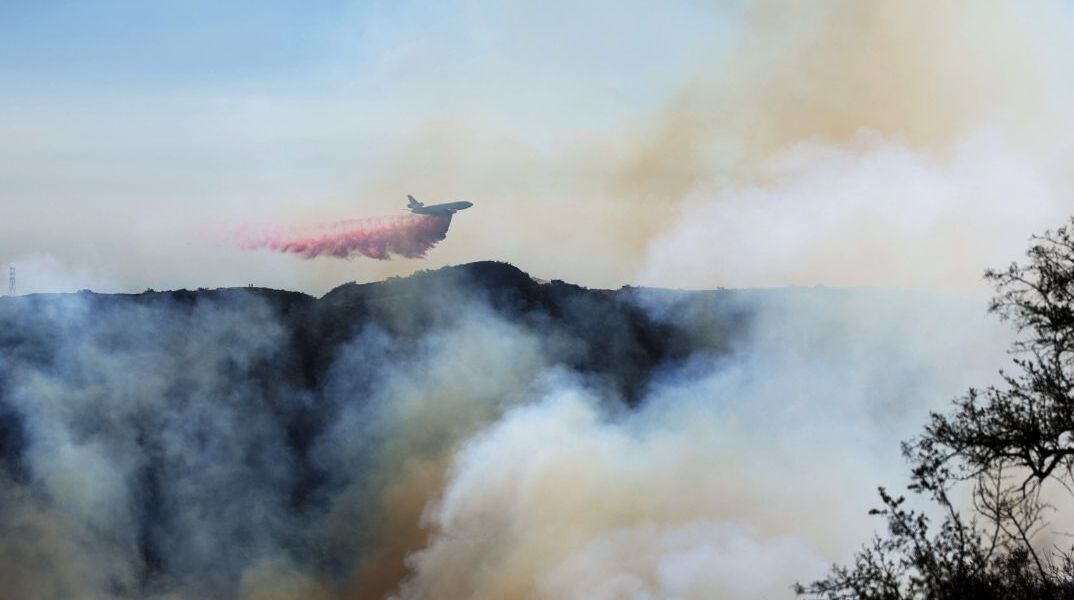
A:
[798, 221, 1074, 599]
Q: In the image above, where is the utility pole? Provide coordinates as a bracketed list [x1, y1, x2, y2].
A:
[7, 266, 14, 296]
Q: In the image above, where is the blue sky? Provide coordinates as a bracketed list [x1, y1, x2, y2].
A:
[0, 1, 735, 293]
[0, 1, 726, 110]
[0, 1, 348, 87]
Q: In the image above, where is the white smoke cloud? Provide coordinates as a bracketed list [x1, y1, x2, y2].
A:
[397, 388, 831, 600]
[540, 521, 825, 600]
[395, 289, 1013, 599]
[638, 131, 1065, 291]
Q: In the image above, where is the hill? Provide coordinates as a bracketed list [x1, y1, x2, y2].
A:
[0, 261, 979, 600]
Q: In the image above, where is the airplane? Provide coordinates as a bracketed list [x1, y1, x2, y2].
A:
[407, 194, 474, 215]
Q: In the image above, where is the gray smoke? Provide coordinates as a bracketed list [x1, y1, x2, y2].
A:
[0, 277, 1014, 599]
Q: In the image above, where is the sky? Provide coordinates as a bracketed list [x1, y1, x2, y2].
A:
[2, 0, 1073, 295]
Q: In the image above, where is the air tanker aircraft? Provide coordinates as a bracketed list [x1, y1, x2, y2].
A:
[407, 194, 474, 215]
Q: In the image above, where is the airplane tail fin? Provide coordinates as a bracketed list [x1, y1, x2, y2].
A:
[407, 194, 423, 208]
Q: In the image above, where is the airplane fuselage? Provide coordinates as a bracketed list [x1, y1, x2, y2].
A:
[407, 195, 473, 215]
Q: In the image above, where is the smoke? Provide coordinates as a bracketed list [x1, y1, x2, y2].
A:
[0, 292, 302, 599]
[0, 279, 565, 599]
[0, 274, 1013, 599]
[394, 389, 830, 600]
[392, 289, 1011, 599]
[235, 214, 453, 260]
[625, 0, 1074, 291]
[313, 302, 553, 599]
[1, 251, 117, 295]
[638, 131, 1060, 290]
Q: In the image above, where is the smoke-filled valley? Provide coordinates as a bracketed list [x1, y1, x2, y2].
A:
[0, 261, 1014, 599]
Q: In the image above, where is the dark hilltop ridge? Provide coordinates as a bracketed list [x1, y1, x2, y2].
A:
[0, 261, 754, 406]
[0, 260, 758, 598]
[0, 259, 878, 392]
[0, 260, 944, 599]
[0, 259, 920, 470]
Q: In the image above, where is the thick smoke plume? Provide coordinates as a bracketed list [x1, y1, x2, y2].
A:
[0, 266, 1015, 599]
[623, 0, 1074, 291]
[392, 288, 1012, 600]
[236, 214, 452, 260]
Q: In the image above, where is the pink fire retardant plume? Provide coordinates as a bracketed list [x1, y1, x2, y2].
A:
[236, 213, 453, 260]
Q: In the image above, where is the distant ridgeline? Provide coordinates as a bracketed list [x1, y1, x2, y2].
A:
[1, 261, 758, 408]
[0, 261, 938, 599]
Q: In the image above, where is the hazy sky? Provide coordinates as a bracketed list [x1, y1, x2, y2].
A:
[2, 1, 1073, 295]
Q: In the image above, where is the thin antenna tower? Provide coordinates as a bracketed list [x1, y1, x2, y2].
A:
[8, 266, 14, 296]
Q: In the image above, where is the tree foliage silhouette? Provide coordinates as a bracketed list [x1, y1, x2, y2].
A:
[798, 221, 1074, 599]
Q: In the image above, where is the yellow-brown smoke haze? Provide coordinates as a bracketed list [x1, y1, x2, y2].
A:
[340, 0, 1074, 292]
[342, 311, 550, 599]
[628, 0, 1074, 290]
[269, 305, 560, 600]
